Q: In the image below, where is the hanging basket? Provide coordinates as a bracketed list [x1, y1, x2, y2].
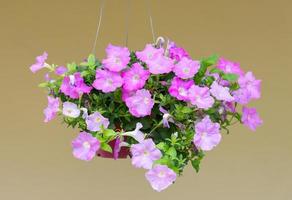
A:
[30, 39, 263, 192]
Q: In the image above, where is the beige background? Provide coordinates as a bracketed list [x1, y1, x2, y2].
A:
[0, 0, 291, 199]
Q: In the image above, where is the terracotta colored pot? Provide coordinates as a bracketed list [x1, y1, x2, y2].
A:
[96, 139, 129, 159]
[96, 124, 130, 159]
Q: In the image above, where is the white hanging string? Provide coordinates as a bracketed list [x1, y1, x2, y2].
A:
[91, 0, 156, 53]
[91, 0, 106, 54]
[145, 0, 156, 44]
[124, 0, 131, 47]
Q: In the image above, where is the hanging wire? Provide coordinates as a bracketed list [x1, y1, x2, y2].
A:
[91, 0, 106, 54]
[124, 0, 131, 47]
[145, 0, 156, 44]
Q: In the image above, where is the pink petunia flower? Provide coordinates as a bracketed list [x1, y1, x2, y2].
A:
[102, 44, 130, 72]
[85, 111, 110, 132]
[193, 116, 221, 151]
[71, 132, 100, 161]
[216, 57, 244, 76]
[147, 55, 174, 75]
[30, 52, 48, 73]
[93, 69, 123, 93]
[145, 164, 177, 192]
[122, 63, 150, 91]
[167, 41, 190, 62]
[130, 139, 162, 169]
[125, 89, 154, 117]
[121, 87, 135, 102]
[60, 72, 92, 99]
[169, 77, 194, 101]
[242, 107, 263, 131]
[43, 96, 59, 123]
[173, 57, 200, 79]
[188, 85, 214, 109]
[210, 81, 234, 102]
[136, 44, 164, 65]
[238, 71, 261, 100]
[62, 102, 80, 118]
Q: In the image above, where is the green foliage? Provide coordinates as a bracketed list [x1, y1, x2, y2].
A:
[38, 52, 244, 177]
[222, 73, 238, 82]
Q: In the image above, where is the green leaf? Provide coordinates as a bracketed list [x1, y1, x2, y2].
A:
[67, 63, 77, 73]
[209, 68, 223, 74]
[201, 54, 219, 67]
[181, 106, 193, 114]
[103, 129, 117, 138]
[229, 82, 240, 91]
[222, 73, 238, 82]
[100, 143, 112, 153]
[166, 147, 177, 158]
[191, 159, 201, 173]
[87, 54, 96, 66]
[156, 142, 169, 151]
[38, 82, 48, 88]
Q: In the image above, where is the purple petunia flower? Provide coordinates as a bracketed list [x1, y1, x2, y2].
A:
[145, 164, 177, 192]
[102, 44, 130, 72]
[43, 96, 59, 123]
[130, 139, 162, 169]
[55, 66, 67, 75]
[173, 57, 200, 79]
[30, 52, 48, 73]
[147, 55, 174, 75]
[122, 63, 150, 91]
[136, 44, 164, 65]
[238, 71, 261, 100]
[193, 116, 221, 151]
[216, 57, 244, 76]
[62, 102, 80, 118]
[93, 69, 123, 93]
[159, 106, 174, 128]
[60, 72, 92, 99]
[125, 89, 154, 117]
[71, 132, 100, 161]
[210, 81, 234, 102]
[85, 111, 109, 132]
[169, 77, 194, 101]
[188, 85, 214, 109]
[167, 41, 190, 62]
[242, 107, 263, 131]
[233, 88, 252, 105]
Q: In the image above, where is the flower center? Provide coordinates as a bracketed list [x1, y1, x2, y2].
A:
[67, 109, 72, 114]
[132, 74, 140, 82]
[83, 141, 91, 149]
[183, 67, 190, 74]
[158, 171, 166, 178]
[95, 117, 101, 123]
[144, 97, 150, 104]
[69, 75, 75, 86]
[147, 53, 153, 59]
[143, 151, 149, 156]
[178, 87, 187, 97]
[201, 132, 208, 139]
[226, 64, 232, 72]
[106, 79, 113, 86]
[115, 57, 121, 64]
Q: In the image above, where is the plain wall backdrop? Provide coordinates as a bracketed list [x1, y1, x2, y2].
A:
[0, 0, 291, 199]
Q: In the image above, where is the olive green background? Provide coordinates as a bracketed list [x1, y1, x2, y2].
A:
[0, 0, 291, 199]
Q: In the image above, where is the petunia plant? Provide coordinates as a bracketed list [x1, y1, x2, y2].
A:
[30, 39, 263, 192]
